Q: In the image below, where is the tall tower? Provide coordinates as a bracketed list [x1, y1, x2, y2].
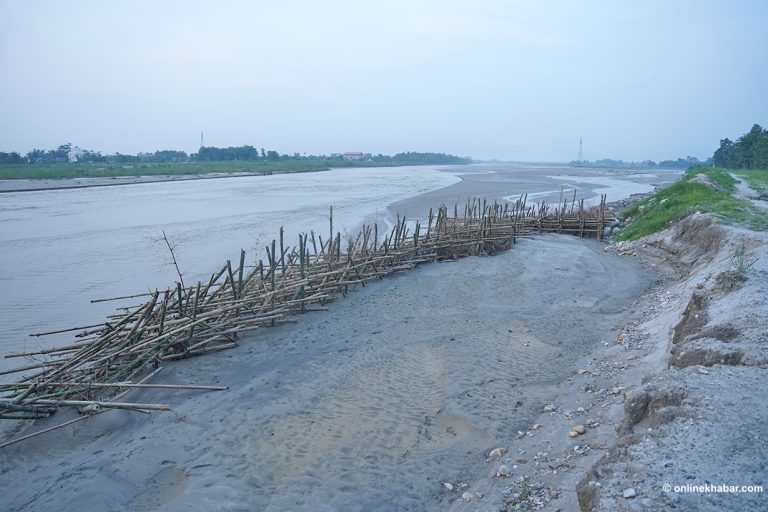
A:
[200, 131, 204, 149]
[578, 137, 584, 162]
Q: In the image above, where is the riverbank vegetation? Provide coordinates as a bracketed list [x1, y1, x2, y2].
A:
[615, 167, 768, 240]
[0, 160, 338, 180]
[570, 156, 711, 169]
[713, 124, 768, 170]
[0, 144, 471, 180]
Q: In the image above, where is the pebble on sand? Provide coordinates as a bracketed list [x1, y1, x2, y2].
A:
[623, 488, 637, 499]
[488, 447, 506, 459]
[497, 464, 511, 477]
[462, 491, 474, 502]
[574, 425, 586, 434]
[442, 482, 454, 492]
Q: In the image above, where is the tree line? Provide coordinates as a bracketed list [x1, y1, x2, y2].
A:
[569, 156, 711, 169]
[0, 144, 470, 166]
[713, 124, 768, 169]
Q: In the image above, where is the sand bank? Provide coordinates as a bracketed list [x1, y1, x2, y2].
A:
[0, 234, 650, 511]
[450, 214, 768, 512]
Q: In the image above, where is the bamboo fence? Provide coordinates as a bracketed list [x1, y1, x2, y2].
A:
[0, 192, 607, 441]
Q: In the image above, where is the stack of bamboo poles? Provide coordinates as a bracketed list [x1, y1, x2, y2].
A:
[0, 193, 607, 438]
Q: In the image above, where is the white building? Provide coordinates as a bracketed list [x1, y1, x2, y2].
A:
[68, 146, 85, 162]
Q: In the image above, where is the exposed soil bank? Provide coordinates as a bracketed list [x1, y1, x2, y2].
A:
[451, 214, 767, 512]
[0, 236, 650, 512]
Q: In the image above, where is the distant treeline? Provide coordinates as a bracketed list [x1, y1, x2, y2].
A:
[570, 156, 711, 169]
[0, 143, 470, 166]
[713, 124, 768, 169]
[198, 146, 470, 164]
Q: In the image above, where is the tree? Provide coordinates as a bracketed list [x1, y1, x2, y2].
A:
[713, 138, 736, 168]
[0, 151, 24, 164]
[752, 135, 768, 169]
[713, 125, 768, 169]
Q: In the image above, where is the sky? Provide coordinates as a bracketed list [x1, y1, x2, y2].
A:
[1, 0, 767, 162]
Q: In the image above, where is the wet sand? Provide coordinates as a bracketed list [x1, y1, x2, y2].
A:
[388, 163, 682, 219]
[0, 235, 650, 511]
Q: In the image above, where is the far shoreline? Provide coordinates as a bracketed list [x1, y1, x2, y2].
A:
[0, 162, 469, 194]
[0, 168, 331, 194]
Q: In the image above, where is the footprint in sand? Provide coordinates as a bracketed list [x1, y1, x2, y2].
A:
[128, 465, 187, 510]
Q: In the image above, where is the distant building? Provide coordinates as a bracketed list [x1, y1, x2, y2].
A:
[68, 146, 85, 163]
[342, 152, 364, 161]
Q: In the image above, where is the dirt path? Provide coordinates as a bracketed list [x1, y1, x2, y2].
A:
[730, 172, 768, 211]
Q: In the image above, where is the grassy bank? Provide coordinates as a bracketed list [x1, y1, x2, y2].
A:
[615, 167, 768, 240]
[0, 159, 443, 180]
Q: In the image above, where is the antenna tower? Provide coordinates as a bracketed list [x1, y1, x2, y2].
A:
[578, 136, 584, 162]
[200, 131, 204, 149]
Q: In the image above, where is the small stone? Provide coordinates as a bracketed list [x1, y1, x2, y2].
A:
[612, 386, 625, 395]
[623, 488, 637, 499]
[617, 333, 625, 342]
[497, 464, 511, 477]
[577, 407, 586, 413]
[569, 430, 579, 438]
[532, 423, 542, 430]
[442, 482, 454, 492]
[543, 404, 556, 412]
[574, 425, 586, 434]
[698, 367, 709, 375]
[488, 447, 506, 460]
[577, 368, 587, 375]
[462, 491, 474, 502]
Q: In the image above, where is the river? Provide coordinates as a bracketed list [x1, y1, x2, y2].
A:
[0, 163, 680, 372]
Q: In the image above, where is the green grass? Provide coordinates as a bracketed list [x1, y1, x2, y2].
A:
[0, 159, 420, 180]
[732, 168, 768, 195]
[615, 167, 768, 240]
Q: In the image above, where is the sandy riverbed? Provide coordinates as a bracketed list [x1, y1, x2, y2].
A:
[0, 234, 650, 511]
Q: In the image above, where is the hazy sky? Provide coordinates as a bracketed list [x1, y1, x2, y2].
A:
[1, 0, 766, 161]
